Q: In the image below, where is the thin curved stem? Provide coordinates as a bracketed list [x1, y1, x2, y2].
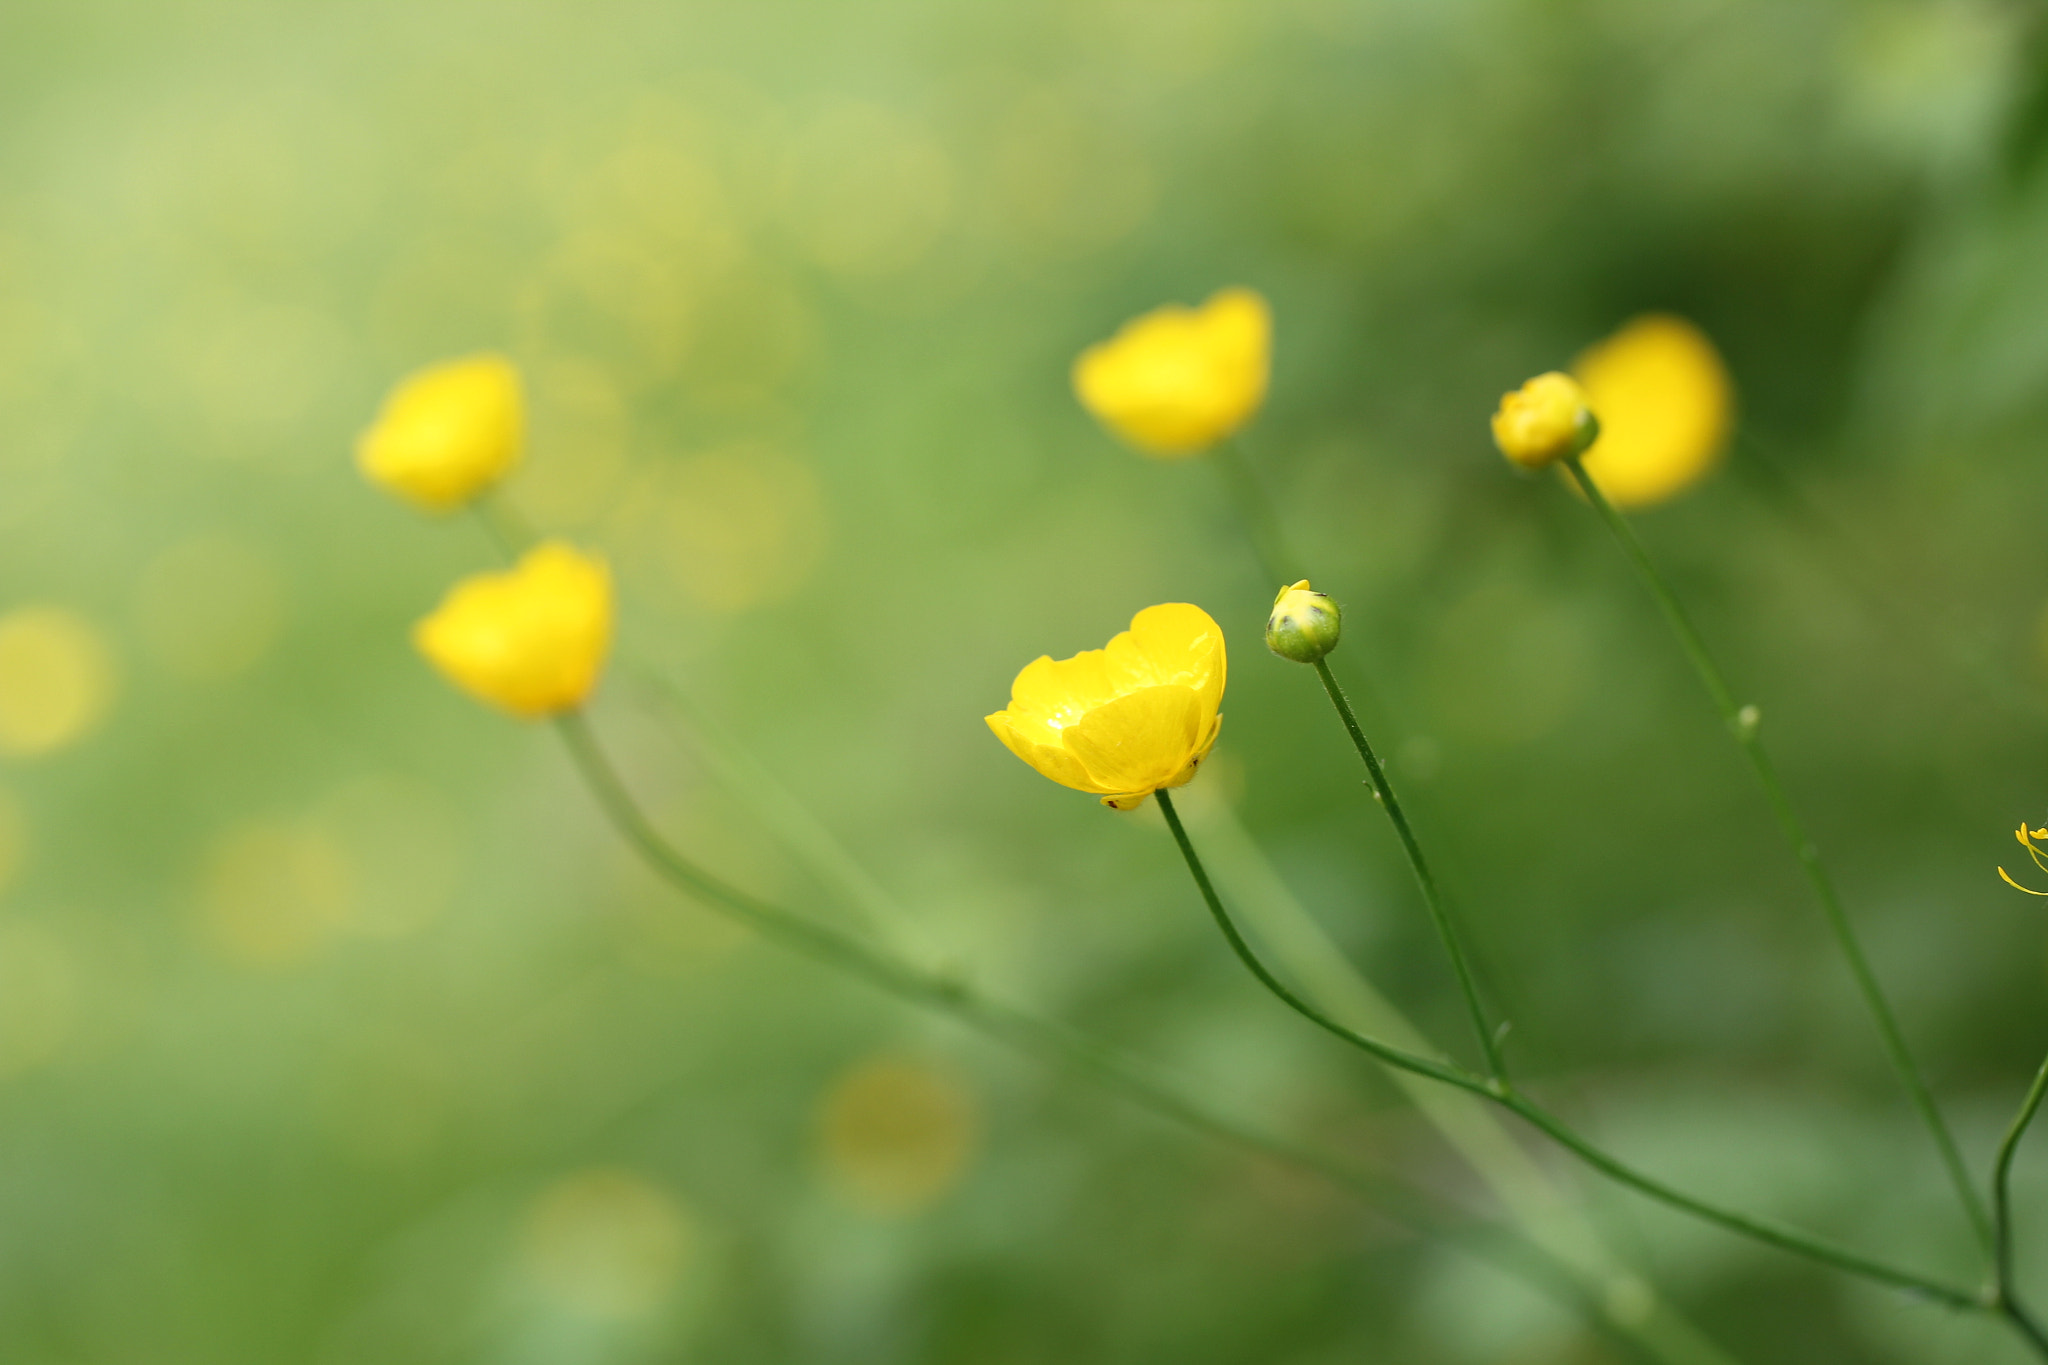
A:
[1995, 1048, 2048, 1330]
[1310, 657, 1502, 1079]
[550, 711, 1649, 1334]
[1561, 454, 1994, 1259]
[1153, 789, 1494, 1097]
[1153, 787, 1985, 1313]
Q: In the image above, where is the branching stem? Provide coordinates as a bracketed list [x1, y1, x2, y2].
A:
[1561, 454, 1992, 1258]
[1154, 787, 1987, 1316]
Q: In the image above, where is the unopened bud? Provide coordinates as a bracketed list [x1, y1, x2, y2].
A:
[1266, 580, 1342, 663]
[1491, 371, 1598, 471]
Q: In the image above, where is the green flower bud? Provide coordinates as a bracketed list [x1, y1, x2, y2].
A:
[1266, 580, 1341, 664]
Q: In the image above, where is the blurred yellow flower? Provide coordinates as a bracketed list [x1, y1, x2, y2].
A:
[815, 1054, 979, 1216]
[521, 1168, 694, 1320]
[1073, 287, 1270, 456]
[1491, 371, 1596, 471]
[1572, 314, 1733, 509]
[986, 603, 1225, 810]
[356, 353, 524, 512]
[413, 541, 612, 718]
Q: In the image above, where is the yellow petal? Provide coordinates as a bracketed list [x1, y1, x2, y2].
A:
[1129, 601, 1226, 714]
[1062, 685, 1202, 794]
[984, 712, 1114, 794]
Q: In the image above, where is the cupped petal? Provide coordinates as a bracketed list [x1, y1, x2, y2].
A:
[1062, 685, 1202, 795]
[985, 713, 1114, 794]
[1005, 648, 1125, 733]
[1124, 602, 1225, 719]
[1163, 710, 1224, 790]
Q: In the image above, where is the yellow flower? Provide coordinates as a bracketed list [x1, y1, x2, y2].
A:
[986, 603, 1226, 811]
[357, 354, 524, 512]
[1572, 314, 1733, 509]
[1999, 822, 2048, 896]
[1072, 288, 1271, 456]
[1491, 372, 1597, 471]
[413, 541, 612, 718]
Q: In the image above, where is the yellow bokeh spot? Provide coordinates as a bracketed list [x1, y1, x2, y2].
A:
[134, 535, 285, 681]
[816, 1055, 979, 1216]
[198, 819, 354, 967]
[521, 1168, 695, 1320]
[633, 443, 827, 614]
[0, 607, 117, 758]
[778, 103, 953, 277]
[1572, 314, 1734, 510]
[990, 90, 1155, 256]
[518, 358, 634, 529]
[0, 920, 74, 1077]
[318, 776, 464, 940]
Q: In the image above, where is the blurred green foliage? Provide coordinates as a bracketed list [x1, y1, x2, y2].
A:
[2, 0, 2048, 1360]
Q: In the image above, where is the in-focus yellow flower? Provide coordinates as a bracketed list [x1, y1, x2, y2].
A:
[1572, 314, 1733, 509]
[1491, 372, 1597, 471]
[986, 603, 1226, 810]
[414, 541, 612, 718]
[357, 354, 525, 512]
[1999, 822, 2048, 896]
[1072, 288, 1271, 457]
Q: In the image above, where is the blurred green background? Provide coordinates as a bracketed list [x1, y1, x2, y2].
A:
[3, 0, 2048, 1360]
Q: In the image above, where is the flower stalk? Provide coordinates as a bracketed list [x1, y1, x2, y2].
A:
[1307, 656, 1502, 1080]
[1995, 1047, 2048, 1348]
[1153, 787, 1989, 1317]
[1559, 451, 1994, 1257]
[551, 708, 1680, 1352]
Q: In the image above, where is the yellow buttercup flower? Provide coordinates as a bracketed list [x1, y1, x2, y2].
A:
[1572, 314, 1733, 509]
[1072, 288, 1271, 457]
[986, 603, 1226, 811]
[357, 354, 525, 512]
[1999, 822, 2048, 896]
[413, 541, 612, 718]
[1491, 372, 1597, 471]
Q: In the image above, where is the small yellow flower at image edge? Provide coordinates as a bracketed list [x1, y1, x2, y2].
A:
[414, 541, 614, 719]
[1072, 287, 1271, 457]
[1998, 821, 2048, 896]
[986, 603, 1225, 810]
[357, 353, 525, 512]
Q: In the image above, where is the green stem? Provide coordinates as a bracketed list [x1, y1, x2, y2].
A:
[551, 711, 1642, 1333]
[1152, 788, 1493, 1096]
[1562, 454, 1994, 1258]
[1212, 438, 1296, 587]
[1310, 657, 1502, 1078]
[1995, 1047, 2048, 1335]
[1153, 788, 1985, 1313]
